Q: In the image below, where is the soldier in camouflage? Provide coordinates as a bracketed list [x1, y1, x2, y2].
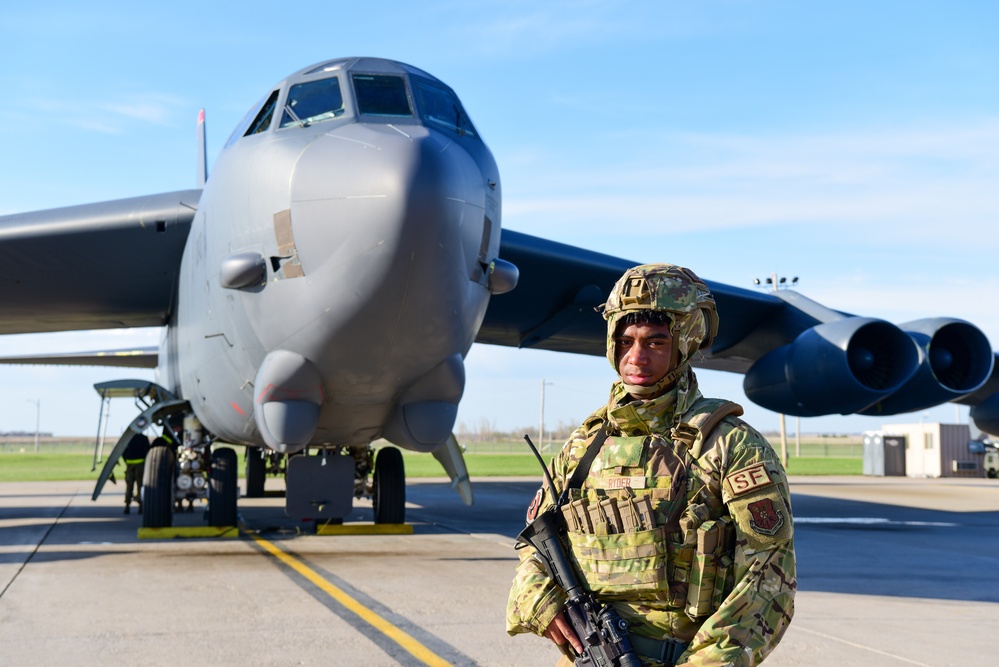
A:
[506, 264, 796, 667]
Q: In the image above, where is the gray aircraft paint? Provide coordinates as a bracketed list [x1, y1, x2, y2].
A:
[171, 58, 501, 453]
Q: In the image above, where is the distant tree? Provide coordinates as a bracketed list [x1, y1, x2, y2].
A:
[477, 416, 496, 442]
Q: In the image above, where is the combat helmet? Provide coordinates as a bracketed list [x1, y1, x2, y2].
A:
[600, 264, 719, 396]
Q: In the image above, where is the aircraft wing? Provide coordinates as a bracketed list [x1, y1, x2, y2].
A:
[0, 346, 158, 368]
[0, 190, 199, 335]
[481, 229, 999, 426]
[479, 229, 805, 373]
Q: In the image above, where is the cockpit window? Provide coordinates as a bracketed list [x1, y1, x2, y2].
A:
[353, 75, 413, 117]
[244, 89, 279, 137]
[280, 77, 344, 128]
[413, 80, 478, 138]
[223, 89, 279, 148]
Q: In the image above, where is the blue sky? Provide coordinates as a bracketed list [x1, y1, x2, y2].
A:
[0, 1, 997, 438]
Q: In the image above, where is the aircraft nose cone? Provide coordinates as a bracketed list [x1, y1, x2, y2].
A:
[266, 123, 497, 410]
[288, 124, 488, 277]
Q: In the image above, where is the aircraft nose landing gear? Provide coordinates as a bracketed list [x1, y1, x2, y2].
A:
[372, 446, 405, 524]
[137, 413, 237, 530]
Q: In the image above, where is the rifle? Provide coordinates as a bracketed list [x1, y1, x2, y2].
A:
[517, 435, 642, 667]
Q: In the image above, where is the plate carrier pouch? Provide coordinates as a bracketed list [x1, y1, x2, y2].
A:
[561, 399, 743, 617]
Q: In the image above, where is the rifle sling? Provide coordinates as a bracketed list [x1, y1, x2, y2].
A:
[556, 425, 610, 507]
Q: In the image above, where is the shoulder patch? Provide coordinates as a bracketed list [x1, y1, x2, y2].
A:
[724, 462, 773, 497]
[526, 487, 544, 522]
[747, 497, 785, 536]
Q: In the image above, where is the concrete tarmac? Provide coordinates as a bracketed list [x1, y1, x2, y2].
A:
[1, 475, 997, 666]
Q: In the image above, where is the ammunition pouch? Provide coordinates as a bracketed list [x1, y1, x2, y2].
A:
[684, 516, 735, 618]
[561, 493, 672, 601]
[565, 524, 670, 600]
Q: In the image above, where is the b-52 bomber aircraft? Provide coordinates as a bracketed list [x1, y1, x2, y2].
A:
[2, 57, 998, 529]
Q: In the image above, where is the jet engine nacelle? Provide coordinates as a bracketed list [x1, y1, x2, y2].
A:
[859, 318, 994, 416]
[970, 392, 999, 436]
[743, 318, 919, 416]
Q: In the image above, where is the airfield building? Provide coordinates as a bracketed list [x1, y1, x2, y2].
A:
[865, 423, 987, 478]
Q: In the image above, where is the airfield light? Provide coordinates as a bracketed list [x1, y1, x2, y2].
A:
[753, 273, 800, 293]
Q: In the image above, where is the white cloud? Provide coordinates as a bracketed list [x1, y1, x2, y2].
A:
[101, 97, 184, 125]
[464, 2, 625, 55]
[501, 119, 999, 246]
[454, 0, 720, 58]
[24, 94, 188, 134]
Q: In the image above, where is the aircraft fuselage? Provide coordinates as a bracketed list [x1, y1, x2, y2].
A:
[165, 58, 502, 453]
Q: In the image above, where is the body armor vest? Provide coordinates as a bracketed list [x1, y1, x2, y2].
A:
[560, 398, 743, 619]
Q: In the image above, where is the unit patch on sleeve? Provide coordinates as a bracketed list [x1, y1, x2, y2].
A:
[747, 497, 785, 536]
[724, 462, 773, 497]
[526, 487, 544, 522]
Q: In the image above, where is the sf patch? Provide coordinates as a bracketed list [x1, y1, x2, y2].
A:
[747, 498, 785, 536]
[526, 487, 544, 522]
[724, 462, 773, 498]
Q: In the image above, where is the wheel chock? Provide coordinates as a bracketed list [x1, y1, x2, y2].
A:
[137, 526, 239, 539]
[316, 523, 413, 535]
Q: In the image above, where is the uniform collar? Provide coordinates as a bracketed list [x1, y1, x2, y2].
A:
[606, 367, 701, 436]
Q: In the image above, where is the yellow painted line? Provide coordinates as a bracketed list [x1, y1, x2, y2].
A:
[316, 523, 414, 536]
[137, 526, 238, 539]
[249, 532, 451, 667]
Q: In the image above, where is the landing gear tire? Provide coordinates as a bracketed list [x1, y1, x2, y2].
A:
[208, 447, 238, 527]
[988, 469, 997, 479]
[142, 445, 175, 529]
[373, 447, 405, 524]
[246, 449, 266, 498]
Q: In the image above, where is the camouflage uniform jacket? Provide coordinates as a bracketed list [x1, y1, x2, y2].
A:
[506, 371, 796, 666]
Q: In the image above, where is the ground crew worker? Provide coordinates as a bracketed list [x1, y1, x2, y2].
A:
[506, 264, 796, 666]
[122, 432, 150, 514]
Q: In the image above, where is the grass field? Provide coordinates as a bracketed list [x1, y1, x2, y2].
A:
[0, 453, 108, 482]
[0, 449, 860, 482]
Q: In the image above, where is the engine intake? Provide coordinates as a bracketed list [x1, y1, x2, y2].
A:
[743, 318, 919, 416]
[860, 318, 994, 415]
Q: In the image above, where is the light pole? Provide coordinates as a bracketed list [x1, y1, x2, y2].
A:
[539, 379, 554, 451]
[795, 415, 801, 459]
[27, 399, 40, 453]
[753, 273, 800, 468]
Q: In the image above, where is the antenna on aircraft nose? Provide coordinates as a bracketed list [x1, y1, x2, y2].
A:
[196, 109, 208, 188]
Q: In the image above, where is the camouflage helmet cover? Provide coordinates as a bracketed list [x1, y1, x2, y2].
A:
[600, 264, 719, 381]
